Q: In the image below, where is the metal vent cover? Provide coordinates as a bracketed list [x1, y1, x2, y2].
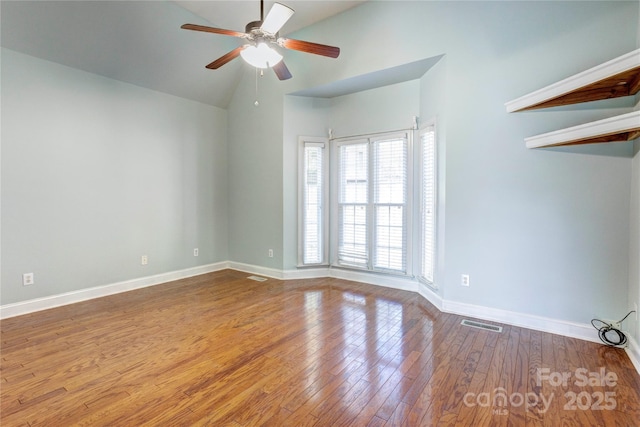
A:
[247, 275, 268, 282]
[461, 319, 503, 333]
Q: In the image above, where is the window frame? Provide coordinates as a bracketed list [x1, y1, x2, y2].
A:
[297, 136, 329, 267]
[330, 131, 413, 276]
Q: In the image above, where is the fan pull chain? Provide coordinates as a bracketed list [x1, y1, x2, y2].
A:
[254, 67, 259, 107]
[254, 68, 264, 107]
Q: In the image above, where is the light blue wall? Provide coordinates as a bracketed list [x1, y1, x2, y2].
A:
[1, 48, 228, 305]
[630, 137, 640, 344]
[630, 5, 640, 356]
[417, 1, 636, 322]
[226, 69, 285, 268]
[327, 81, 420, 138]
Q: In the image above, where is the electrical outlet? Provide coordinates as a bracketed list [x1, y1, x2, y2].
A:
[268, 249, 274, 258]
[22, 273, 34, 286]
[193, 248, 199, 257]
[461, 274, 470, 287]
[141, 255, 148, 265]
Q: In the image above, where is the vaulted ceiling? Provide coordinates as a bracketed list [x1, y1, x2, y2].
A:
[1, 1, 365, 108]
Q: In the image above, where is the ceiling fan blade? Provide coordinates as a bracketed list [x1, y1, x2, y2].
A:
[273, 61, 292, 80]
[280, 38, 340, 58]
[181, 23, 246, 38]
[261, 3, 295, 34]
[206, 46, 246, 69]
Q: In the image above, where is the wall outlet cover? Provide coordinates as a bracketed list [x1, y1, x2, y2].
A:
[461, 274, 470, 287]
[22, 273, 34, 286]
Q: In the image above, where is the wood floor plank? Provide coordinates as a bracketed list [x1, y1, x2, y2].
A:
[468, 331, 509, 426]
[1, 270, 638, 426]
[525, 329, 545, 425]
[438, 328, 491, 426]
[507, 327, 530, 426]
[538, 331, 559, 427]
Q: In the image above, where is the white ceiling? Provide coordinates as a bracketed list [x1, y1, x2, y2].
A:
[1, 1, 365, 108]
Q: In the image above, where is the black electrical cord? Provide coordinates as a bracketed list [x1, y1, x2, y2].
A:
[591, 310, 636, 348]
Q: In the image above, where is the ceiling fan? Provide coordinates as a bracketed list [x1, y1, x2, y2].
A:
[181, 0, 340, 80]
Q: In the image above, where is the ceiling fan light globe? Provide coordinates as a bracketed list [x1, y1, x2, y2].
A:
[240, 43, 283, 68]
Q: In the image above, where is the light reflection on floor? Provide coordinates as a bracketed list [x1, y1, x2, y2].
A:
[299, 285, 435, 417]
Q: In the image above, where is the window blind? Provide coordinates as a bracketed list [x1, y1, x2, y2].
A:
[373, 137, 407, 272]
[335, 133, 409, 273]
[421, 127, 436, 283]
[303, 145, 323, 264]
[337, 142, 369, 268]
[299, 139, 327, 266]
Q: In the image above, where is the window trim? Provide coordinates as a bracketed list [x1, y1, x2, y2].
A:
[418, 121, 438, 288]
[297, 136, 329, 267]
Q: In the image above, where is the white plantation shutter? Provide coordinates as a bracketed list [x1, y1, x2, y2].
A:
[335, 133, 409, 273]
[420, 126, 436, 283]
[299, 138, 328, 266]
[337, 142, 369, 268]
[373, 137, 408, 272]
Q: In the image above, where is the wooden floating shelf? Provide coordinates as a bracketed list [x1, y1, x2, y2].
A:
[507, 49, 640, 149]
[524, 111, 640, 149]
[506, 49, 640, 113]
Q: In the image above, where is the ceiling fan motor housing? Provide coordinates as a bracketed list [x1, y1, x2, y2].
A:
[246, 21, 263, 34]
[245, 20, 280, 45]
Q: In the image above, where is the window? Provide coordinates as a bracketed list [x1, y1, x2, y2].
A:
[298, 137, 328, 265]
[297, 124, 438, 284]
[373, 138, 408, 271]
[334, 132, 410, 274]
[420, 125, 436, 284]
[337, 141, 369, 268]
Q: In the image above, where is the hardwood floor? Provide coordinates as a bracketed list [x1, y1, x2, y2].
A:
[1, 269, 639, 426]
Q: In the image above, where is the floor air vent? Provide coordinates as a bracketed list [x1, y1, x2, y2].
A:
[461, 319, 503, 333]
[247, 275, 268, 282]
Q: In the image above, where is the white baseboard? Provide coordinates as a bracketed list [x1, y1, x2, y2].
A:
[327, 268, 419, 293]
[227, 261, 286, 280]
[3, 260, 637, 375]
[626, 336, 640, 374]
[417, 281, 444, 311]
[0, 262, 229, 319]
[441, 299, 601, 344]
[283, 267, 331, 280]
